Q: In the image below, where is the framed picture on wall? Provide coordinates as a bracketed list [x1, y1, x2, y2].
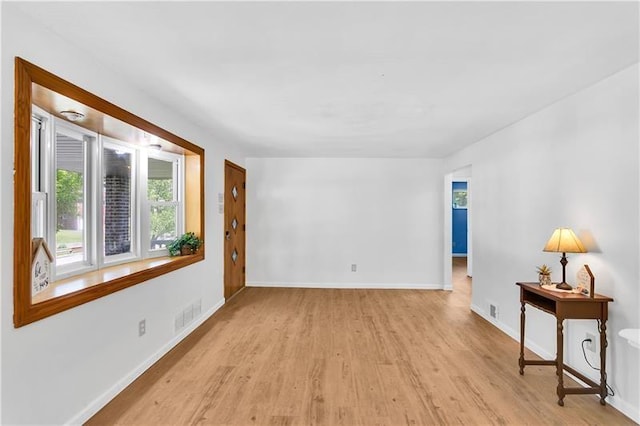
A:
[453, 189, 468, 209]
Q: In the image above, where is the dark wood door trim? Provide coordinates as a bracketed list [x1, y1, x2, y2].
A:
[225, 159, 245, 173]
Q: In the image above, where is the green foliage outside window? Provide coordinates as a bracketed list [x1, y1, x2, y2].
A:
[453, 189, 468, 209]
[56, 169, 83, 231]
[149, 179, 175, 242]
[148, 178, 172, 201]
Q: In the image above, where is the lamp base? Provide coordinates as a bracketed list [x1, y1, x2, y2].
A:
[556, 282, 573, 291]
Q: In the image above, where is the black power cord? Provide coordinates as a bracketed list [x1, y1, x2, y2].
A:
[581, 338, 615, 397]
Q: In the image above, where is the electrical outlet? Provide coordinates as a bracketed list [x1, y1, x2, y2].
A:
[138, 319, 146, 337]
[351, 264, 357, 272]
[585, 332, 596, 352]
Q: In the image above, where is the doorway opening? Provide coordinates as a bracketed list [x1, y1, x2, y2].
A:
[443, 166, 472, 291]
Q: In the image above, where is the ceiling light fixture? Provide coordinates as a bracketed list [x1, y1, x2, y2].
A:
[59, 110, 85, 122]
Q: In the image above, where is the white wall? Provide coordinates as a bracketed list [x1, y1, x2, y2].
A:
[444, 64, 640, 422]
[0, 3, 4, 422]
[1, 6, 246, 424]
[246, 158, 443, 288]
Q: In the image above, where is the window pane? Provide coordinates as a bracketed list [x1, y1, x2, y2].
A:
[148, 157, 177, 251]
[453, 189, 468, 209]
[149, 205, 177, 250]
[148, 158, 174, 201]
[104, 147, 132, 256]
[55, 133, 85, 266]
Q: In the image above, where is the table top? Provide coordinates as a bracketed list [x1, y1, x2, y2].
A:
[516, 282, 613, 303]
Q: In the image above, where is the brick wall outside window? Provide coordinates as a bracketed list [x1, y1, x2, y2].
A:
[104, 175, 131, 255]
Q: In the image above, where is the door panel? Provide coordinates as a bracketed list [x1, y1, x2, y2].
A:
[224, 160, 246, 299]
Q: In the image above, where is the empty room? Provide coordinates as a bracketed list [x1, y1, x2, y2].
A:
[1, 1, 639, 425]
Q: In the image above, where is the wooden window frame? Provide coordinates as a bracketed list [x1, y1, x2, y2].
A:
[14, 57, 205, 327]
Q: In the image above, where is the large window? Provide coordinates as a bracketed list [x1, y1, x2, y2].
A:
[14, 57, 204, 327]
[31, 112, 187, 284]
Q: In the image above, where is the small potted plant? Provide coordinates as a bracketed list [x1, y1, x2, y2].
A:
[537, 264, 552, 286]
[167, 232, 202, 256]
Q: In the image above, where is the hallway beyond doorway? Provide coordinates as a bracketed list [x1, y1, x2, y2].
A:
[453, 256, 471, 296]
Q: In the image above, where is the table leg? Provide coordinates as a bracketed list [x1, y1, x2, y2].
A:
[556, 318, 565, 406]
[519, 302, 525, 375]
[598, 319, 608, 406]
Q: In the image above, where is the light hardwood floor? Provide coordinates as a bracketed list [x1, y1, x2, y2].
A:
[88, 258, 634, 425]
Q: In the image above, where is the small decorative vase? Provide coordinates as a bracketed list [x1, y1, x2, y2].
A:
[539, 273, 551, 286]
[181, 246, 194, 256]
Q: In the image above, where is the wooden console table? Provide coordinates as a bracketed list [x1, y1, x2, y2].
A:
[516, 282, 613, 406]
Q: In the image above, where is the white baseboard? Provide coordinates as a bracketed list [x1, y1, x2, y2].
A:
[64, 296, 638, 424]
[604, 396, 640, 425]
[246, 281, 444, 290]
[470, 304, 639, 424]
[470, 303, 553, 358]
[66, 298, 226, 425]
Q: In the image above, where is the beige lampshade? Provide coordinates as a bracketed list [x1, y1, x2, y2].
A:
[543, 228, 587, 253]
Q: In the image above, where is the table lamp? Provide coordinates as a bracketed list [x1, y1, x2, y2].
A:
[543, 228, 587, 290]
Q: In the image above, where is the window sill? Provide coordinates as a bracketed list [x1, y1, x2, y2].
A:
[21, 253, 203, 326]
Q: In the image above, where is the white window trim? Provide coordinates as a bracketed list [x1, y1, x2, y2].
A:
[145, 150, 185, 258]
[100, 136, 139, 267]
[31, 107, 49, 239]
[50, 118, 98, 280]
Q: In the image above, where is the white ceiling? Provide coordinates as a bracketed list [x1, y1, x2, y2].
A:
[14, 1, 639, 158]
